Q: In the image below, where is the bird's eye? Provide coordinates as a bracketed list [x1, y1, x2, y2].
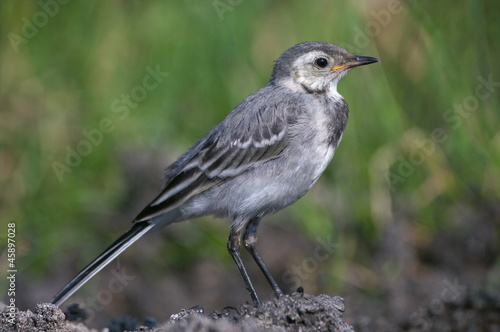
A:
[314, 57, 329, 68]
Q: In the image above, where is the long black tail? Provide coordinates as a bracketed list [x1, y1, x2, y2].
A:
[50, 222, 154, 306]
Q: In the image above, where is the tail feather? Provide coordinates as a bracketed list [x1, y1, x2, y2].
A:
[50, 222, 154, 307]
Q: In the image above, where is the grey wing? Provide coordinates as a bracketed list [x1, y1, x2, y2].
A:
[134, 103, 289, 222]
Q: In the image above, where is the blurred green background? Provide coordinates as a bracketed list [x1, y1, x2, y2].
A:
[1, 0, 499, 328]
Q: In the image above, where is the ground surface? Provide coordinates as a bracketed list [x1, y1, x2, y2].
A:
[2, 289, 499, 332]
[1, 293, 353, 332]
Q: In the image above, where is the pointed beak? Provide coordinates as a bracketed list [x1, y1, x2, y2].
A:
[331, 55, 380, 71]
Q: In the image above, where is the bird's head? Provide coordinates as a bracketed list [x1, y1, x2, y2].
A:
[270, 41, 379, 95]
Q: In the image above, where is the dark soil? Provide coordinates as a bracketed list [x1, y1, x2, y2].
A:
[0, 293, 352, 332]
[2, 289, 499, 332]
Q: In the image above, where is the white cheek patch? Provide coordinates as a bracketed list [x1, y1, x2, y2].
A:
[290, 51, 341, 93]
[278, 50, 347, 95]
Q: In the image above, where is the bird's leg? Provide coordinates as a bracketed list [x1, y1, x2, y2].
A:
[243, 217, 284, 298]
[227, 227, 261, 306]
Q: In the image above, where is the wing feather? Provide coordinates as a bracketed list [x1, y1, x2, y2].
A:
[135, 92, 297, 222]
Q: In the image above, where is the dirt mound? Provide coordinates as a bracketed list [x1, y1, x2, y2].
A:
[0, 293, 353, 332]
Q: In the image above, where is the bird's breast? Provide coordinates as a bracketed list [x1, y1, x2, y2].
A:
[288, 94, 348, 187]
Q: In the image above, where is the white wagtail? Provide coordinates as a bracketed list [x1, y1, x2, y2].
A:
[50, 41, 379, 307]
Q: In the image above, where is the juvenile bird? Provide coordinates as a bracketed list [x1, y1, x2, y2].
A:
[50, 41, 379, 307]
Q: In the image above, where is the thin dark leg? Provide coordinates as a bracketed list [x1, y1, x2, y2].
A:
[243, 217, 284, 298]
[227, 227, 261, 306]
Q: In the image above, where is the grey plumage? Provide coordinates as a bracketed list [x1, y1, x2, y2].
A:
[50, 41, 379, 307]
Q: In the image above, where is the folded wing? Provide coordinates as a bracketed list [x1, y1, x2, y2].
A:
[134, 101, 292, 222]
